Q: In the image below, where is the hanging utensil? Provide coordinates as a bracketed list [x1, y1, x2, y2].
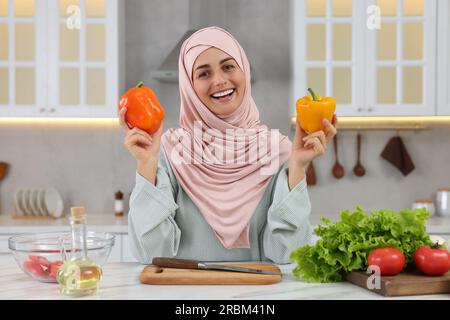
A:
[332, 135, 344, 179]
[0, 162, 7, 181]
[353, 132, 366, 177]
[306, 161, 316, 186]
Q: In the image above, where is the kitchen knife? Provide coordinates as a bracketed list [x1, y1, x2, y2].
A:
[152, 257, 282, 276]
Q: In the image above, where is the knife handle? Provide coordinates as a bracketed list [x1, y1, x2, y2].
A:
[152, 257, 199, 269]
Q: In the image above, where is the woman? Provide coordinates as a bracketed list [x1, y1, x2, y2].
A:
[119, 27, 337, 264]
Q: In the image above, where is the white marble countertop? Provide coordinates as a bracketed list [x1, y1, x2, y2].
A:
[0, 214, 129, 234]
[1, 261, 449, 300]
[1, 213, 449, 234]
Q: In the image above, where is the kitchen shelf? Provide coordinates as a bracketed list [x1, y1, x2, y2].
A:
[290, 116, 450, 131]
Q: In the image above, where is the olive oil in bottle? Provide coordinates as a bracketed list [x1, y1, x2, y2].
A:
[57, 207, 102, 296]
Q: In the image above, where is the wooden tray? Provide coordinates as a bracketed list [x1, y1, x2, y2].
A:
[140, 263, 282, 285]
[345, 271, 450, 296]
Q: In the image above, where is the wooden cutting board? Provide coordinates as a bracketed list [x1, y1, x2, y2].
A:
[345, 271, 450, 296]
[140, 263, 282, 285]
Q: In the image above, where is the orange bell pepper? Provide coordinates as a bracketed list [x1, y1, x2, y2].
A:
[296, 88, 336, 133]
[119, 81, 165, 134]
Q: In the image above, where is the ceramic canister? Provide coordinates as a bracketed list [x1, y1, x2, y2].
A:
[436, 189, 450, 217]
[412, 199, 435, 217]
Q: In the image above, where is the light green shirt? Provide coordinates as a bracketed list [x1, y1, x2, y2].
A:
[128, 147, 312, 264]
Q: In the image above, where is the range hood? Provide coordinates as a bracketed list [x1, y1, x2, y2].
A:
[152, 0, 256, 83]
[151, 30, 197, 83]
[152, 0, 234, 83]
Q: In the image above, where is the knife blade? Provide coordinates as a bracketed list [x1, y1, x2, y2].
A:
[152, 257, 282, 276]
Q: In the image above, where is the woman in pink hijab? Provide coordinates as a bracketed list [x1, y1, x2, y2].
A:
[120, 27, 337, 263]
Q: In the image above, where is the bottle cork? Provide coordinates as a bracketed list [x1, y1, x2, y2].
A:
[71, 206, 85, 223]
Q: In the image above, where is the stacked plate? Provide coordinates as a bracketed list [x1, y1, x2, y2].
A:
[14, 188, 64, 218]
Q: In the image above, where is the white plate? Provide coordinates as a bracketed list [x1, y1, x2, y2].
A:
[44, 188, 64, 218]
[14, 189, 25, 216]
[29, 189, 40, 216]
[37, 189, 49, 216]
[21, 189, 33, 216]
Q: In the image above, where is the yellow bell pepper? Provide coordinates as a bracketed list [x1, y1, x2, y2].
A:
[296, 88, 336, 133]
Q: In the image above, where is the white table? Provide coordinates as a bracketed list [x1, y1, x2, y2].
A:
[1, 262, 449, 300]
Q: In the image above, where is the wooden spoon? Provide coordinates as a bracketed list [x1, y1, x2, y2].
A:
[0, 162, 9, 214]
[332, 135, 344, 179]
[353, 132, 366, 177]
[306, 161, 316, 186]
[0, 162, 7, 181]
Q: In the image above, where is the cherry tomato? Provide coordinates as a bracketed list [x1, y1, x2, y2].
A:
[414, 246, 450, 276]
[367, 247, 406, 276]
[23, 261, 48, 277]
[28, 255, 51, 268]
[49, 261, 64, 278]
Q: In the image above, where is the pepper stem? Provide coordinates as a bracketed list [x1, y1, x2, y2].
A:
[308, 88, 318, 101]
[136, 81, 144, 88]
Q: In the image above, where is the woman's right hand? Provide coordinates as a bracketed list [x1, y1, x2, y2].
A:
[118, 107, 164, 166]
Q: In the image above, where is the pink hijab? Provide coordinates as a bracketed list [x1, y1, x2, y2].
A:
[161, 27, 292, 249]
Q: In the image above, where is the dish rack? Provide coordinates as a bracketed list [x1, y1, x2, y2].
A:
[13, 188, 65, 219]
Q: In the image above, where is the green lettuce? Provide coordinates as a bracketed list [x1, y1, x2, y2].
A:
[290, 206, 432, 283]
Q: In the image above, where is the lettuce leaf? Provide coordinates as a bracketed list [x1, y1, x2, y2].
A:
[290, 206, 432, 283]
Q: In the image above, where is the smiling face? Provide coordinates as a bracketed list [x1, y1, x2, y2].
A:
[192, 47, 246, 116]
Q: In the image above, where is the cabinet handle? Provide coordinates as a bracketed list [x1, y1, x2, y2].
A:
[39, 108, 45, 113]
[357, 107, 364, 112]
[367, 107, 373, 112]
[50, 108, 56, 113]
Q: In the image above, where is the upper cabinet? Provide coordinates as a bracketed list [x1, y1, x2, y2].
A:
[0, 0, 46, 116]
[0, 0, 123, 117]
[292, 0, 442, 117]
[437, 0, 450, 116]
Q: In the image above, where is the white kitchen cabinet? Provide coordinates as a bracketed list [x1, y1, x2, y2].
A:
[0, 0, 47, 116]
[0, 235, 10, 252]
[0, 0, 124, 117]
[310, 234, 320, 245]
[0, 235, 13, 264]
[121, 234, 137, 262]
[291, 0, 437, 117]
[429, 233, 450, 238]
[0, 254, 14, 264]
[437, 0, 450, 116]
[108, 232, 122, 262]
[0, 230, 128, 263]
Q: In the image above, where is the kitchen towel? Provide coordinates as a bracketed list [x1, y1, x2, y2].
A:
[380, 136, 415, 176]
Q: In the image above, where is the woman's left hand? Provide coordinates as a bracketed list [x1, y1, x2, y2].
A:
[291, 115, 338, 169]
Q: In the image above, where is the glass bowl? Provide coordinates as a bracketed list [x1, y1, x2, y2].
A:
[8, 231, 115, 283]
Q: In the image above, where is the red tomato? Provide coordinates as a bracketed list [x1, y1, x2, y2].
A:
[49, 261, 64, 278]
[23, 261, 48, 277]
[28, 255, 51, 268]
[367, 247, 406, 276]
[414, 246, 450, 276]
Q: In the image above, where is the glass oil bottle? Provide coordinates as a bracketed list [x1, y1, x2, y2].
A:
[57, 207, 102, 296]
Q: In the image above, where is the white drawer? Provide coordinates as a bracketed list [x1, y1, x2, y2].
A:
[429, 233, 450, 237]
[0, 253, 14, 264]
[0, 236, 11, 254]
[108, 234, 122, 263]
[122, 234, 137, 262]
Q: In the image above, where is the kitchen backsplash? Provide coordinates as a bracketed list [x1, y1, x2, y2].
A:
[1, 123, 449, 216]
[1, 0, 449, 217]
